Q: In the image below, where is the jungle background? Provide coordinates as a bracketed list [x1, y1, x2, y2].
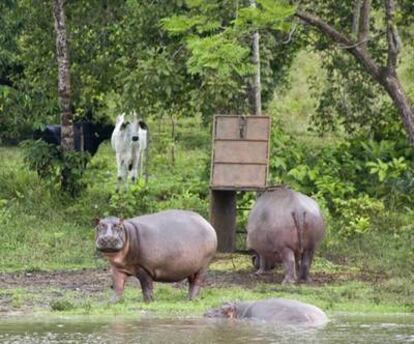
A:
[0, 0, 413, 315]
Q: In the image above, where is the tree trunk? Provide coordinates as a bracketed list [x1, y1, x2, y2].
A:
[53, 0, 73, 152]
[380, 75, 414, 144]
[296, 4, 414, 146]
[249, 0, 262, 116]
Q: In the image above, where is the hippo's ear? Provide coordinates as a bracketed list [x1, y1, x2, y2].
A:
[222, 304, 236, 319]
[92, 218, 100, 227]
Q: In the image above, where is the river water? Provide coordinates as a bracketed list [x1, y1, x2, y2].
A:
[0, 313, 413, 344]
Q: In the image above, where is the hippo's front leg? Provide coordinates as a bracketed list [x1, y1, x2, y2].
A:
[136, 267, 154, 303]
[111, 267, 128, 303]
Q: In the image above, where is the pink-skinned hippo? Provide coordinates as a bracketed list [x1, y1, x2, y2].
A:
[247, 186, 325, 284]
[204, 298, 328, 327]
[94, 210, 217, 303]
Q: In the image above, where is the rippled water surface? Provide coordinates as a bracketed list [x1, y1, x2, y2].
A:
[0, 313, 413, 344]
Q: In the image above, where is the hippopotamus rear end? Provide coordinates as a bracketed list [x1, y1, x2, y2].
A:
[205, 298, 328, 327]
[247, 186, 325, 283]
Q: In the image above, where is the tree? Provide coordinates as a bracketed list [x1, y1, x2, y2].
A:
[160, 0, 298, 119]
[295, 0, 414, 145]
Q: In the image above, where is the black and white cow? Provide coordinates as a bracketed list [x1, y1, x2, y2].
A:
[34, 121, 114, 156]
[111, 113, 148, 191]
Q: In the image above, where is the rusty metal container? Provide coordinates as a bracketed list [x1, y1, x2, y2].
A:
[210, 115, 271, 190]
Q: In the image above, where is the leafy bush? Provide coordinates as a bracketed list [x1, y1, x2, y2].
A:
[21, 140, 90, 196]
[269, 122, 414, 238]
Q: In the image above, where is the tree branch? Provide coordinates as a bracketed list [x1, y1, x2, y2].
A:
[352, 0, 361, 37]
[385, 0, 401, 75]
[357, 0, 371, 52]
[295, 11, 381, 79]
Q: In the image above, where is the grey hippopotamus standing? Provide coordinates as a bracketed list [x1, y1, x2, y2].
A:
[247, 186, 325, 284]
[205, 298, 328, 327]
[94, 210, 217, 302]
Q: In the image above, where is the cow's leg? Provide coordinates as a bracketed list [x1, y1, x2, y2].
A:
[136, 267, 154, 303]
[130, 153, 140, 184]
[110, 268, 128, 303]
[139, 149, 146, 180]
[299, 249, 315, 283]
[116, 155, 127, 192]
[281, 247, 297, 284]
[187, 268, 206, 300]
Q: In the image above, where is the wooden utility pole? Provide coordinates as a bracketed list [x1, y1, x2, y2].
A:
[53, 0, 74, 152]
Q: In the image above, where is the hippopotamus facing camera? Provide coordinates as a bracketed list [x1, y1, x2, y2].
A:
[94, 210, 217, 303]
[204, 298, 328, 327]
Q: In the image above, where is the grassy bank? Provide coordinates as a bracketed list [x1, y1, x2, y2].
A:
[0, 114, 413, 316]
[0, 254, 412, 318]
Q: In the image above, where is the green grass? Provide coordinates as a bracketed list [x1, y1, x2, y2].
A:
[1, 271, 411, 318]
[1, 115, 413, 316]
[0, 116, 210, 272]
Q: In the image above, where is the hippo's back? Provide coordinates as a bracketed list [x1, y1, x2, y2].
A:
[128, 210, 217, 281]
[246, 187, 324, 252]
[242, 298, 328, 326]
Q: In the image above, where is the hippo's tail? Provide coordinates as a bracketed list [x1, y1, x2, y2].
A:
[291, 211, 307, 254]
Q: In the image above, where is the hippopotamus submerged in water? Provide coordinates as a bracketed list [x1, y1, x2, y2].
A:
[94, 210, 217, 303]
[247, 186, 325, 284]
[205, 298, 328, 327]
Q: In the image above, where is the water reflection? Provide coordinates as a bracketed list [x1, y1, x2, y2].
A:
[0, 313, 413, 344]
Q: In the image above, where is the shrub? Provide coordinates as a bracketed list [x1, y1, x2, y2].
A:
[269, 122, 414, 239]
[20, 140, 90, 196]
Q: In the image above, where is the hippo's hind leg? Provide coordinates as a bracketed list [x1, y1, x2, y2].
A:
[136, 267, 154, 303]
[299, 249, 315, 283]
[187, 268, 207, 300]
[281, 247, 297, 284]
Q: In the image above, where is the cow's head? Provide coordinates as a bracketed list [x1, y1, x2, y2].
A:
[94, 217, 127, 253]
[117, 112, 145, 145]
[129, 112, 144, 143]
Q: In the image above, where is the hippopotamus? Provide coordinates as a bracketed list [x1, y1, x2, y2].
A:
[94, 210, 217, 303]
[246, 186, 325, 284]
[204, 298, 328, 327]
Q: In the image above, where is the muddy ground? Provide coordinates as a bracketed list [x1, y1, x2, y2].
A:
[0, 255, 378, 315]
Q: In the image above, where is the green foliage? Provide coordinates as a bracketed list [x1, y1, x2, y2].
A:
[109, 184, 156, 218]
[60, 151, 91, 196]
[50, 299, 75, 312]
[20, 140, 90, 196]
[269, 121, 414, 238]
[162, 0, 299, 117]
[20, 140, 60, 178]
[299, 0, 414, 136]
[236, 0, 295, 31]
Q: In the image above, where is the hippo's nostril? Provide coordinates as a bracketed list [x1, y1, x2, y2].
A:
[132, 136, 139, 142]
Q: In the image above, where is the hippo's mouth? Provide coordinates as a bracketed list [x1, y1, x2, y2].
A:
[96, 247, 122, 253]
